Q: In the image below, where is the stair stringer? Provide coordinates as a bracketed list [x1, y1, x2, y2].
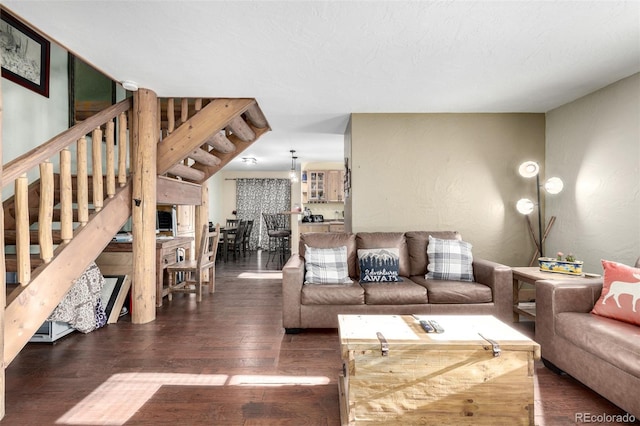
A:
[4, 182, 132, 367]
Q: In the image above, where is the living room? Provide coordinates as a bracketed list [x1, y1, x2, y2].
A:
[1, 1, 639, 424]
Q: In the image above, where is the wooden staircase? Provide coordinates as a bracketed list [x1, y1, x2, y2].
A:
[2, 94, 270, 366]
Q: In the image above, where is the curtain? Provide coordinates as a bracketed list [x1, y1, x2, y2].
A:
[236, 178, 291, 250]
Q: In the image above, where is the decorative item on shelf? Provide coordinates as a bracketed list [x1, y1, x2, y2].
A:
[539, 252, 583, 275]
[289, 150, 299, 183]
[516, 160, 564, 266]
[301, 170, 307, 183]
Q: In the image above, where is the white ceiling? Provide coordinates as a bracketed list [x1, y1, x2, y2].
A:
[4, 1, 640, 171]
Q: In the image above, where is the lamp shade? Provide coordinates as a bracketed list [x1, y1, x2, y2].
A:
[544, 177, 564, 194]
[516, 198, 535, 215]
[518, 161, 540, 178]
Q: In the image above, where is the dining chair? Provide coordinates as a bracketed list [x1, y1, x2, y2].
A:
[242, 219, 254, 256]
[219, 219, 247, 261]
[166, 223, 220, 302]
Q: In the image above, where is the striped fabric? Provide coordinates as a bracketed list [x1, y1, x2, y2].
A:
[426, 235, 475, 282]
[304, 245, 352, 284]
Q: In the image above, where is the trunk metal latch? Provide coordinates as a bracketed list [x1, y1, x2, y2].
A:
[376, 331, 389, 357]
[478, 332, 501, 357]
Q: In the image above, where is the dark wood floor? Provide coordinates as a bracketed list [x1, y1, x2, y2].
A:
[2, 251, 635, 425]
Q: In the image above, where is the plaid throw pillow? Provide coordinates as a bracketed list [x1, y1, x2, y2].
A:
[304, 245, 352, 284]
[426, 236, 475, 282]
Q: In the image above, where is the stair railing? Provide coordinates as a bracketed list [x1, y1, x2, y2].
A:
[2, 98, 132, 290]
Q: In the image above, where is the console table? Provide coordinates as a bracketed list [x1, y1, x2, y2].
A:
[96, 236, 193, 307]
[512, 267, 602, 322]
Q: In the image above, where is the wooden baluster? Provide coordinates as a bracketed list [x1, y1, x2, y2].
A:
[195, 98, 202, 111]
[39, 161, 54, 263]
[77, 137, 89, 226]
[181, 98, 188, 124]
[92, 127, 104, 212]
[15, 174, 30, 286]
[105, 120, 115, 198]
[59, 148, 73, 243]
[167, 98, 175, 134]
[118, 112, 128, 187]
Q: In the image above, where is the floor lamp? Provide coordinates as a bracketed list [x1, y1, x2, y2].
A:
[516, 161, 563, 266]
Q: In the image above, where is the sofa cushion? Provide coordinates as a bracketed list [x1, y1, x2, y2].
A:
[411, 275, 492, 304]
[300, 233, 358, 279]
[356, 232, 409, 277]
[556, 312, 640, 378]
[405, 231, 461, 276]
[591, 259, 640, 326]
[426, 236, 475, 282]
[301, 282, 365, 305]
[361, 279, 428, 305]
[303, 245, 352, 284]
[358, 248, 402, 282]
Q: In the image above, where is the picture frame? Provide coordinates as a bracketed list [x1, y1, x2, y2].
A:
[101, 275, 131, 324]
[1, 10, 50, 97]
[344, 158, 351, 197]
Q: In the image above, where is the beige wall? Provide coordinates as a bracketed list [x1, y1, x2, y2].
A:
[349, 113, 545, 266]
[545, 73, 640, 271]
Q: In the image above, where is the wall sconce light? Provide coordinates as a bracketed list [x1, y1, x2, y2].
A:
[289, 150, 299, 183]
[242, 157, 257, 165]
[516, 161, 563, 264]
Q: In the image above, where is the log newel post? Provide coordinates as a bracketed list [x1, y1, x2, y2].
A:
[0, 67, 6, 420]
[195, 181, 209, 283]
[131, 89, 158, 324]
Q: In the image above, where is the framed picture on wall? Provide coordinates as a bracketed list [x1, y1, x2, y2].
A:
[0, 10, 50, 97]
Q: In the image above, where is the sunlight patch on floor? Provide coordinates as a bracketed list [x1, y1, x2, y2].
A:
[56, 373, 330, 425]
[237, 271, 283, 279]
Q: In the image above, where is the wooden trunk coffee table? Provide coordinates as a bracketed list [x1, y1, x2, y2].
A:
[338, 314, 540, 425]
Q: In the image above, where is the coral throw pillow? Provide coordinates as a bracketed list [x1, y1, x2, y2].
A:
[591, 260, 640, 326]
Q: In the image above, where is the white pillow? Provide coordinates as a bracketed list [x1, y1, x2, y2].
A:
[426, 235, 475, 282]
[304, 245, 352, 284]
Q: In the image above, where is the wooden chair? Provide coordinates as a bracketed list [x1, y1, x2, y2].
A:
[242, 219, 254, 256]
[223, 219, 247, 261]
[166, 223, 220, 302]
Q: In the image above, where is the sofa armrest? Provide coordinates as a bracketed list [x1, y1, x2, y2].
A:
[282, 254, 305, 330]
[472, 258, 513, 323]
[535, 279, 603, 358]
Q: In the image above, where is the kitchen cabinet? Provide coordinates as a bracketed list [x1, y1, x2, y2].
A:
[302, 169, 344, 203]
[303, 170, 326, 203]
[299, 223, 330, 234]
[176, 204, 195, 256]
[326, 170, 345, 202]
[299, 221, 345, 236]
[329, 223, 345, 232]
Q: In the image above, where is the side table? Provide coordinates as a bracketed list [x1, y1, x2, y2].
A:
[512, 267, 602, 322]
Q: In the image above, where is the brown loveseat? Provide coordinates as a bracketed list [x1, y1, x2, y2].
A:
[535, 257, 640, 418]
[281, 231, 513, 333]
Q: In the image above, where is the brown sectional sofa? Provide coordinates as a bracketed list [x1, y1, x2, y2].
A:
[535, 257, 640, 418]
[282, 231, 513, 332]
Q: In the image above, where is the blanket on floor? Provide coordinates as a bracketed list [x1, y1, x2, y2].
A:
[48, 262, 108, 333]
